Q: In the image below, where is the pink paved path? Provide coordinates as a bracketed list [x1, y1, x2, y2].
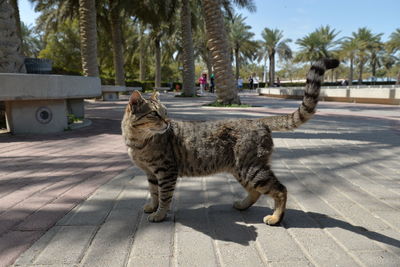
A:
[0, 100, 131, 266]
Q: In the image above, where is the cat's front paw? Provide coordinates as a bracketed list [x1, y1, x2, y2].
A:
[263, 215, 281, 225]
[143, 203, 158, 213]
[147, 211, 167, 222]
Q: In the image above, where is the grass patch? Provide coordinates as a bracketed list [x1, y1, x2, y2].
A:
[67, 114, 83, 124]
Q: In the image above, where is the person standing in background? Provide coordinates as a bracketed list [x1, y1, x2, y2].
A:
[253, 75, 259, 89]
[248, 75, 254, 89]
[198, 73, 207, 95]
[237, 77, 243, 91]
[210, 73, 215, 93]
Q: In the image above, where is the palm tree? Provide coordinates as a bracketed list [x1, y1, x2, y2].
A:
[78, 0, 99, 77]
[0, 0, 26, 73]
[109, 0, 125, 85]
[295, 25, 340, 63]
[21, 22, 43, 57]
[138, 22, 147, 81]
[369, 44, 384, 81]
[180, 0, 196, 96]
[193, 7, 213, 81]
[128, 0, 177, 88]
[0, 0, 26, 129]
[261, 28, 292, 86]
[381, 53, 398, 81]
[351, 27, 383, 84]
[228, 13, 258, 82]
[339, 37, 359, 85]
[31, 0, 99, 77]
[386, 28, 400, 84]
[201, 0, 245, 104]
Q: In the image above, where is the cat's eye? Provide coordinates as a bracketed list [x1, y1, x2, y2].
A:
[148, 111, 159, 118]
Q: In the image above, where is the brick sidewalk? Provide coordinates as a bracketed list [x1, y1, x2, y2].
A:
[1, 93, 400, 266]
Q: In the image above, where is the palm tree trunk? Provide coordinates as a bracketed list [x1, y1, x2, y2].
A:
[78, 0, 99, 77]
[206, 49, 213, 80]
[109, 2, 125, 86]
[262, 56, 267, 83]
[268, 52, 275, 87]
[371, 61, 376, 79]
[154, 38, 161, 87]
[200, 49, 213, 79]
[180, 0, 195, 96]
[202, 0, 240, 104]
[0, 0, 26, 73]
[358, 60, 364, 85]
[396, 71, 400, 85]
[349, 57, 353, 86]
[139, 23, 146, 81]
[9, 0, 21, 43]
[235, 47, 240, 82]
[0, 0, 25, 130]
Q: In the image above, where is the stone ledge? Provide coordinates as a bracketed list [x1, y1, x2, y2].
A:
[0, 74, 101, 134]
[0, 74, 101, 101]
[101, 85, 126, 93]
[126, 87, 143, 92]
[259, 87, 400, 105]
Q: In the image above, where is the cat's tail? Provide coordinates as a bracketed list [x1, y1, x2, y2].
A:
[262, 58, 340, 131]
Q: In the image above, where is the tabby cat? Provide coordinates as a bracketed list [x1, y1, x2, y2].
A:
[122, 59, 339, 225]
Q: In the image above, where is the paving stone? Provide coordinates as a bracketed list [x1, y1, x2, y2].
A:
[80, 173, 148, 267]
[127, 256, 170, 267]
[0, 230, 43, 267]
[175, 230, 218, 267]
[56, 168, 133, 226]
[354, 250, 400, 267]
[269, 260, 313, 267]
[129, 217, 175, 259]
[33, 226, 97, 265]
[14, 227, 61, 266]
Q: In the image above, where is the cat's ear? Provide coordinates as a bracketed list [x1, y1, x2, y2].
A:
[150, 91, 160, 102]
[129, 91, 144, 111]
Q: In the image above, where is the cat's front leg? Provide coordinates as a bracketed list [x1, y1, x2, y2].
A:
[147, 172, 178, 222]
[143, 175, 159, 213]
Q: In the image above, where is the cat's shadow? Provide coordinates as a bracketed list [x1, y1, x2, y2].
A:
[174, 204, 400, 249]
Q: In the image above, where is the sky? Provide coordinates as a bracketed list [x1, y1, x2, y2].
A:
[19, 0, 400, 51]
[238, 0, 399, 49]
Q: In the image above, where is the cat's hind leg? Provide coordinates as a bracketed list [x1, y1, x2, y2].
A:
[251, 168, 287, 225]
[232, 176, 261, 210]
[263, 181, 287, 225]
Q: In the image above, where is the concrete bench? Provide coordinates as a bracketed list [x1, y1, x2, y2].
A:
[126, 86, 143, 92]
[0, 73, 101, 134]
[101, 85, 126, 101]
[153, 87, 172, 93]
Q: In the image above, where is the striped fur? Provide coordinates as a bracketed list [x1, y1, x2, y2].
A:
[262, 59, 339, 130]
[122, 59, 339, 225]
